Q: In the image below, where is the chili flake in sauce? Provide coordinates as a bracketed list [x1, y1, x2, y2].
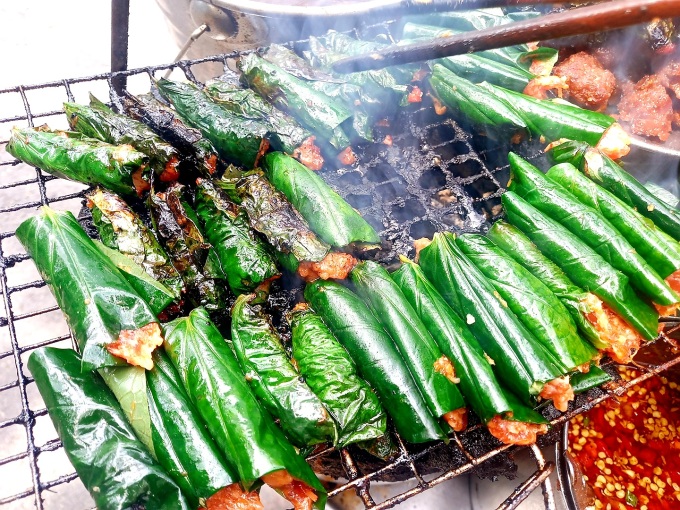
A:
[568, 366, 680, 510]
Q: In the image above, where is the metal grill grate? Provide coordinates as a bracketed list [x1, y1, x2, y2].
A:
[2, 32, 680, 510]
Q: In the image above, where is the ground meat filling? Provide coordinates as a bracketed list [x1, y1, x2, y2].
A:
[539, 376, 574, 412]
[523, 75, 568, 100]
[552, 52, 616, 112]
[486, 415, 548, 446]
[292, 136, 324, 171]
[160, 155, 181, 182]
[434, 355, 459, 384]
[297, 252, 358, 282]
[618, 75, 674, 141]
[583, 295, 642, 364]
[106, 322, 164, 370]
[261, 470, 318, 510]
[443, 408, 468, 432]
[204, 483, 264, 510]
[658, 59, 680, 99]
[657, 269, 680, 316]
[407, 86, 423, 103]
[595, 123, 631, 160]
[413, 237, 432, 262]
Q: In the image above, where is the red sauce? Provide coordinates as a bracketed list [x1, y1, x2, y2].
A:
[569, 366, 680, 510]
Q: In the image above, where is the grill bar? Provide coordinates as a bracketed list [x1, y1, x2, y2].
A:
[1, 28, 680, 509]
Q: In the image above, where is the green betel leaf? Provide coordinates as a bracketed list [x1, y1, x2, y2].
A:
[263, 152, 380, 247]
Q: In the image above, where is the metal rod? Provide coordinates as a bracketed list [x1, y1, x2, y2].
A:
[333, 0, 680, 73]
[494, 463, 555, 510]
[111, 0, 130, 93]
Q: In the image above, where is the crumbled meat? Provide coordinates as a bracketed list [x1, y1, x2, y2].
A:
[204, 154, 218, 175]
[407, 86, 423, 103]
[574, 362, 592, 374]
[262, 470, 318, 510]
[539, 376, 574, 412]
[160, 156, 181, 182]
[583, 294, 642, 364]
[432, 95, 447, 115]
[443, 408, 468, 432]
[106, 322, 163, 370]
[656, 269, 680, 316]
[552, 52, 616, 111]
[254, 139, 270, 167]
[382, 135, 393, 146]
[529, 57, 555, 77]
[658, 60, 680, 99]
[486, 415, 548, 445]
[132, 165, 150, 196]
[204, 484, 264, 510]
[595, 123, 631, 160]
[434, 355, 459, 384]
[523, 75, 569, 100]
[618, 75, 673, 141]
[292, 136, 324, 171]
[337, 147, 357, 166]
[413, 237, 432, 262]
[297, 252, 358, 282]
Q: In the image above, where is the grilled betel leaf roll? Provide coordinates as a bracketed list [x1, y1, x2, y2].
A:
[392, 260, 549, 445]
[98, 350, 256, 509]
[502, 192, 659, 341]
[487, 221, 642, 363]
[350, 260, 467, 430]
[550, 141, 680, 241]
[455, 233, 598, 370]
[230, 294, 337, 447]
[288, 304, 387, 447]
[204, 80, 313, 155]
[64, 94, 181, 181]
[149, 183, 226, 311]
[156, 78, 271, 168]
[28, 347, 190, 510]
[546, 162, 680, 280]
[226, 170, 331, 266]
[508, 153, 678, 306]
[16, 207, 162, 371]
[164, 307, 327, 509]
[305, 279, 447, 443]
[429, 64, 528, 137]
[262, 152, 380, 247]
[6, 127, 150, 197]
[239, 53, 353, 150]
[122, 93, 219, 177]
[87, 188, 183, 300]
[419, 233, 570, 410]
[194, 178, 279, 295]
[94, 241, 176, 316]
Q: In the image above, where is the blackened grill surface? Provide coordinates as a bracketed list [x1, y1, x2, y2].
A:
[1, 28, 680, 510]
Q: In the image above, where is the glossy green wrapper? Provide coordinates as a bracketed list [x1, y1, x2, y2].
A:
[164, 307, 327, 508]
[64, 95, 180, 175]
[502, 191, 659, 340]
[429, 64, 527, 136]
[239, 53, 353, 150]
[419, 233, 565, 404]
[6, 127, 148, 197]
[16, 208, 159, 371]
[392, 260, 547, 426]
[455, 233, 598, 369]
[486, 221, 606, 349]
[304, 279, 447, 443]
[570, 365, 612, 395]
[230, 294, 337, 447]
[289, 305, 387, 447]
[28, 347, 190, 510]
[233, 171, 330, 264]
[157, 78, 270, 168]
[550, 141, 680, 241]
[350, 260, 465, 420]
[99, 350, 237, 508]
[194, 178, 279, 295]
[149, 183, 227, 311]
[205, 80, 312, 154]
[546, 163, 680, 279]
[508, 153, 678, 305]
[262, 152, 380, 247]
[482, 84, 615, 146]
[87, 188, 183, 301]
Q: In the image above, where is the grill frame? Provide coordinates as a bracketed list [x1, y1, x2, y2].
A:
[2, 32, 680, 510]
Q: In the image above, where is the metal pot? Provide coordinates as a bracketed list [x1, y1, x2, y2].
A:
[154, 0, 403, 80]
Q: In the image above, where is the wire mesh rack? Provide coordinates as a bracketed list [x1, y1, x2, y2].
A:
[2, 26, 680, 510]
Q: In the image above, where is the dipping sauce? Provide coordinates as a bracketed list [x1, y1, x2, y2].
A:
[568, 366, 680, 510]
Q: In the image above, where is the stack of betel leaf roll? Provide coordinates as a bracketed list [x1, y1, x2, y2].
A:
[6, 13, 676, 508]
